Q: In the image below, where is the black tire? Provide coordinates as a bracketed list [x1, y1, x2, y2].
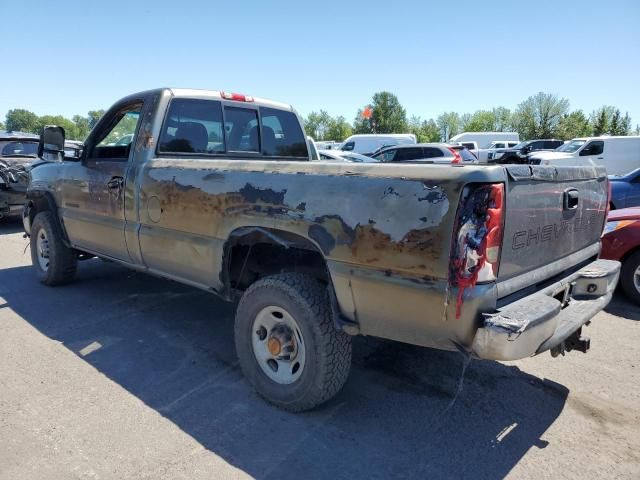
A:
[234, 273, 352, 412]
[30, 211, 77, 286]
[620, 251, 640, 305]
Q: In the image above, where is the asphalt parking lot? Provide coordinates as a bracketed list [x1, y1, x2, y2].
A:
[0, 217, 639, 480]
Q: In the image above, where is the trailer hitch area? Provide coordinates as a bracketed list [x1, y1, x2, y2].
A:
[550, 327, 590, 357]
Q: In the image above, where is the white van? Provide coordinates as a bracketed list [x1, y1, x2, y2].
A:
[341, 134, 417, 155]
[448, 132, 519, 149]
[529, 136, 640, 175]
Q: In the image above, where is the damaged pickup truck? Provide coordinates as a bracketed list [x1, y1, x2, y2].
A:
[23, 88, 620, 411]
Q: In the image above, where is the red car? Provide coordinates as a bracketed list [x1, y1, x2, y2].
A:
[601, 207, 640, 304]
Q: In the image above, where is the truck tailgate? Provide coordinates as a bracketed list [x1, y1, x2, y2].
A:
[498, 165, 608, 281]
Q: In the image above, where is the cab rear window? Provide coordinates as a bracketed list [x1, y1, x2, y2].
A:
[260, 107, 307, 158]
[158, 98, 308, 159]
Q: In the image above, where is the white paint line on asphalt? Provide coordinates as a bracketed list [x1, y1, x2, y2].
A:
[495, 422, 518, 443]
[79, 341, 102, 357]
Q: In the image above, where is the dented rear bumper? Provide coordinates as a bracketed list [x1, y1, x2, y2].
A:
[471, 259, 620, 361]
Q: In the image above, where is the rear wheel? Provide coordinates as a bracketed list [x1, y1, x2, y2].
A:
[234, 273, 352, 412]
[30, 212, 77, 286]
[620, 251, 640, 305]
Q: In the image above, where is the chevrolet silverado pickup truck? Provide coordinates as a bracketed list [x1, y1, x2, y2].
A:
[23, 88, 620, 411]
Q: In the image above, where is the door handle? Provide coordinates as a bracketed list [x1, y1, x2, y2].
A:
[107, 176, 124, 190]
[563, 188, 579, 210]
[107, 176, 124, 199]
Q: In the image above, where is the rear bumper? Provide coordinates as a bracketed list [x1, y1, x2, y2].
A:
[471, 259, 620, 361]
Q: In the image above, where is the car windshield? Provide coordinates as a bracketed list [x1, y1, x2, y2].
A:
[512, 141, 530, 149]
[1, 141, 39, 157]
[556, 140, 585, 152]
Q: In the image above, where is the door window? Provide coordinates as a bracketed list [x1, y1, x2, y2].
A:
[580, 141, 604, 156]
[422, 147, 445, 159]
[373, 149, 397, 161]
[92, 105, 142, 160]
[394, 148, 424, 161]
[342, 141, 355, 151]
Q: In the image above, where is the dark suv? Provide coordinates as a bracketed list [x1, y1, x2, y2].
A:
[488, 139, 564, 164]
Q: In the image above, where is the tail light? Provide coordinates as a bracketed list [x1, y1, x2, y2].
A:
[220, 91, 254, 102]
[448, 147, 462, 164]
[450, 183, 505, 319]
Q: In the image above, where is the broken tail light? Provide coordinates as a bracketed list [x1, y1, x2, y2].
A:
[450, 183, 505, 319]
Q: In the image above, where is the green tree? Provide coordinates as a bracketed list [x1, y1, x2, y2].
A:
[556, 110, 591, 140]
[610, 109, 624, 135]
[512, 92, 569, 139]
[72, 115, 91, 140]
[408, 116, 440, 143]
[304, 110, 333, 140]
[620, 113, 632, 135]
[88, 110, 105, 129]
[325, 115, 352, 141]
[0, 120, 4, 130]
[609, 110, 632, 136]
[5, 109, 40, 133]
[590, 106, 615, 136]
[464, 110, 496, 131]
[352, 108, 372, 134]
[36, 115, 82, 140]
[369, 91, 407, 133]
[436, 112, 461, 141]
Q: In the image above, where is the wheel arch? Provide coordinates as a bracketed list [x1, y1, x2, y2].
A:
[25, 190, 70, 245]
[221, 226, 358, 333]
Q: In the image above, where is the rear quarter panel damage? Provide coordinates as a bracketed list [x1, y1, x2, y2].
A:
[136, 160, 507, 348]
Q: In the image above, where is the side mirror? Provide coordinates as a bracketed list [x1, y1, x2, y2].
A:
[38, 126, 66, 161]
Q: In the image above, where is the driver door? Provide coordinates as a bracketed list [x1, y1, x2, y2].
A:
[61, 101, 143, 261]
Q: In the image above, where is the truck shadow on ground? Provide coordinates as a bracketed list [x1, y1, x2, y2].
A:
[605, 295, 640, 321]
[0, 216, 24, 235]
[0, 258, 569, 479]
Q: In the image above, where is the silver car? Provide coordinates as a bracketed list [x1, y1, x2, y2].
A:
[371, 143, 477, 164]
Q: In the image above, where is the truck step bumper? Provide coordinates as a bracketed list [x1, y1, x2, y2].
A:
[471, 259, 620, 361]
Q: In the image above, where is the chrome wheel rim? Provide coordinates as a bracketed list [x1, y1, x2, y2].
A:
[634, 265, 640, 293]
[36, 228, 50, 271]
[251, 306, 306, 384]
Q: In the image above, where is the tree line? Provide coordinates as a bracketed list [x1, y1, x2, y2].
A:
[2, 92, 637, 143]
[305, 91, 639, 143]
[1, 109, 106, 140]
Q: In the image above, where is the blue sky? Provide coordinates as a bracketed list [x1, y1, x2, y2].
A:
[1, 0, 639, 126]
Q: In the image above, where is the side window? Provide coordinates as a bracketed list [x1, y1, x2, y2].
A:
[423, 147, 444, 159]
[394, 148, 423, 161]
[260, 107, 308, 157]
[224, 107, 259, 152]
[159, 99, 224, 154]
[581, 141, 604, 156]
[342, 141, 355, 151]
[531, 141, 545, 151]
[375, 149, 397, 161]
[92, 105, 141, 160]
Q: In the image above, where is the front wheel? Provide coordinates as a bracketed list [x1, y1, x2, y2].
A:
[234, 273, 352, 412]
[620, 251, 640, 305]
[30, 212, 77, 286]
